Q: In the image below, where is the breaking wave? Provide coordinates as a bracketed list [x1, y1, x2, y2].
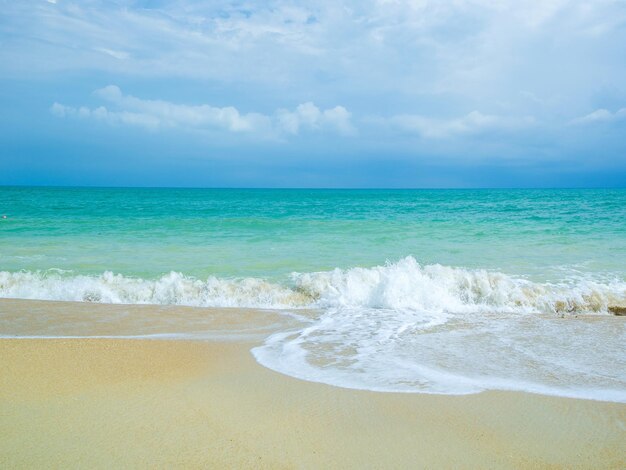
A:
[0, 257, 624, 314]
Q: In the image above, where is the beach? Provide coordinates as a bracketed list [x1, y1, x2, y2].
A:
[2, 335, 625, 469]
[1, 188, 625, 467]
[2, 188, 626, 400]
[1, 299, 625, 469]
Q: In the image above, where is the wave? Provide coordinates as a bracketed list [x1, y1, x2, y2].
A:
[0, 270, 310, 308]
[0, 257, 625, 314]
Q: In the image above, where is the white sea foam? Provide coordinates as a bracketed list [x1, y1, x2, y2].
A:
[0, 270, 310, 308]
[252, 304, 626, 402]
[1, 257, 624, 314]
[293, 257, 626, 314]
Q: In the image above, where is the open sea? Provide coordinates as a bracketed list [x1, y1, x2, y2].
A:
[1, 187, 625, 401]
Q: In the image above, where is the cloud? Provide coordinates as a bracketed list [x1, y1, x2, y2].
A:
[571, 108, 626, 125]
[4, 1, 625, 94]
[276, 102, 355, 135]
[93, 47, 130, 60]
[51, 85, 354, 137]
[388, 111, 534, 138]
[92, 85, 271, 133]
[5, 0, 626, 169]
[50, 102, 163, 129]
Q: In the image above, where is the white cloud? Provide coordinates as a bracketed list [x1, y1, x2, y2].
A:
[51, 102, 162, 129]
[389, 111, 534, 138]
[7, 0, 626, 150]
[571, 108, 626, 125]
[5, 1, 625, 93]
[94, 47, 130, 60]
[51, 85, 354, 137]
[276, 102, 355, 135]
[92, 85, 271, 133]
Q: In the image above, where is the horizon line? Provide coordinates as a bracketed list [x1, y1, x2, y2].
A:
[1, 184, 625, 191]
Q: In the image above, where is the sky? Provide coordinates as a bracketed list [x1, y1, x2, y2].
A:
[1, 0, 626, 188]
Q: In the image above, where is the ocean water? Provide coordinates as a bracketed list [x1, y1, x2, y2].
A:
[1, 187, 625, 401]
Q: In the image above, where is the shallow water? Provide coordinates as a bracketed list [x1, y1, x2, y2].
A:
[2, 187, 625, 279]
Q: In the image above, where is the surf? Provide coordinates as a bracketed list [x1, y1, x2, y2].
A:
[1, 257, 625, 402]
[1, 257, 624, 314]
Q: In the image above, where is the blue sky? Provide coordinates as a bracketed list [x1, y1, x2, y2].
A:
[1, 0, 626, 187]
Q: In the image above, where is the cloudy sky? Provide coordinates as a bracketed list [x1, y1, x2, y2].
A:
[1, 0, 625, 187]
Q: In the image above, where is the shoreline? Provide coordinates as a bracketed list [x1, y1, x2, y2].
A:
[1, 297, 625, 402]
[1, 337, 625, 468]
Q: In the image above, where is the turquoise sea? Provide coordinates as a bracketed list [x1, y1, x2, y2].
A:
[1, 187, 625, 401]
[2, 187, 625, 279]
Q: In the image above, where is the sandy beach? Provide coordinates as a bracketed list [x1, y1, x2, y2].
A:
[1, 335, 625, 469]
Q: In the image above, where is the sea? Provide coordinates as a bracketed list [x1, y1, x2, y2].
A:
[1, 187, 625, 401]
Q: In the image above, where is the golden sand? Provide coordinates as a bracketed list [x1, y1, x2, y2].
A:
[1, 337, 625, 469]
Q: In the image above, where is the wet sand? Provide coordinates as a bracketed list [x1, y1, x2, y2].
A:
[1, 337, 625, 469]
